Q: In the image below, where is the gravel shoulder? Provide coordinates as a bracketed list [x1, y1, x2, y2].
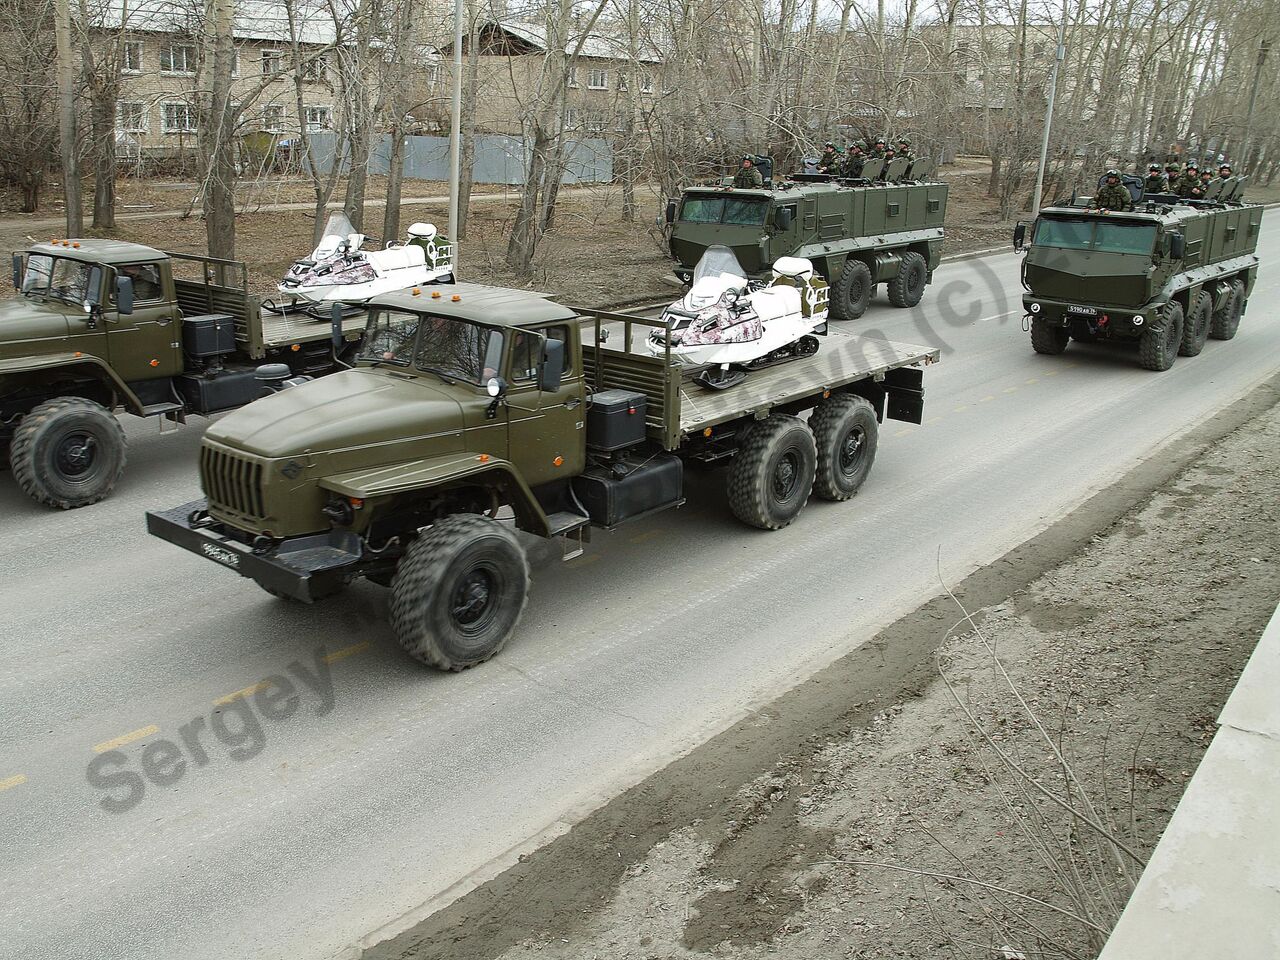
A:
[364, 376, 1280, 960]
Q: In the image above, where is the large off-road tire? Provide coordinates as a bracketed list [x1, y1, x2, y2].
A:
[886, 251, 928, 308]
[727, 414, 817, 530]
[830, 258, 873, 320]
[1030, 318, 1070, 355]
[810, 395, 879, 501]
[390, 515, 529, 670]
[1138, 301, 1183, 371]
[9, 398, 127, 509]
[1179, 290, 1212, 357]
[1210, 281, 1243, 341]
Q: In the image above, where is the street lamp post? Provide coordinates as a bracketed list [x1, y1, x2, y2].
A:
[1032, 18, 1067, 212]
[1241, 39, 1271, 174]
[447, 0, 465, 240]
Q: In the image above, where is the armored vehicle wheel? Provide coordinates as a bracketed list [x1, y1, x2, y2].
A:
[831, 259, 873, 320]
[1030, 318, 1069, 355]
[727, 414, 817, 530]
[887, 251, 928, 308]
[9, 398, 127, 509]
[390, 515, 529, 671]
[1210, 282, 1243, 341]
[1139, 302, 1183, 371]
[1179, 291, 1212, 357]
[810, 395, 878, 501]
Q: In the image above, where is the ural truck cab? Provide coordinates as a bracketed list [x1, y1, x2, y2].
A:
[149, 282, 939, 673]
[1016, 196, 1262, 370]
[665, 167, 948, 321]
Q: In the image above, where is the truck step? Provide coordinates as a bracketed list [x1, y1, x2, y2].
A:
[140, 401, 186, 423]
[546, 510, 590, 537]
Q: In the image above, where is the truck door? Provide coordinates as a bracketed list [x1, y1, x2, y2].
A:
[504, 324, 586, 487]
[105, 261, 183, 383]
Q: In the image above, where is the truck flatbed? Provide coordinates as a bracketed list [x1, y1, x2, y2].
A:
[579, 309, 939, 449]
[259, 306, 369, 351]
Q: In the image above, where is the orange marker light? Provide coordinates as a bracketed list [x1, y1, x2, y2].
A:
[703, 427, 712, 437]
[478, 454, 490, 463]
[150, 359, 159, 367]
[291, 343, 301, 352]
[72, 242, 80, 248]
[74, 351, 82, 357]
[451, 294, 461, 302]
[553, 456, 564, 467]
[411, 287, 421, 296]
[348, 497, 364, 509]
[431, 290, 441, 298]
[823, 389, 831, 398]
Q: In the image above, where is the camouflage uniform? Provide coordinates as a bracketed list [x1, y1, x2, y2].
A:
[1173, 167, 1199, 197]
[816, 144, 840, 173]
[1143, 169, 1167, 193]
[733, 162, 764, 188]
[895, 140, 916, 164]
[842, 146, 866, 178]
[1095, 176, 1134, 211]
[868, 139, 888, 159]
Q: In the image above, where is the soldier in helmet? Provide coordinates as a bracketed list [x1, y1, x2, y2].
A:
[1164, 162, 1181, 190]
[895, 137, 915, 164]
[1191, 167, 1215, 198]
[1143, 163, 1167, 194]
[1094, 169, 1134, 211]
[1173, 160, 1199, 197]
[868, 137, 888, 159]
[1217, 162, 1232, 181]
[733, 155, 763, 188]
[842, 141, 866, 179]
[816, 141, 840, 173]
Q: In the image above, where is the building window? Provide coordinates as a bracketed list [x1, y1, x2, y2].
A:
[585, 114, 606, 135]
[617, 70, 628, 91]
[160, 44, 196, 74]
[262, 105, 284, 133]
[639, 73, 653, 94]
[117, 100, 146, 133]
[162, 102, 198, 133]
[567, 67, 579, 88]
[305, 105, 331, 131]
[122, 41, 142, 73]
[229, 48, 239, 76]
[587, 68, 608, 90]
[304, 53, 328, 80]
[262, 49, 283, 75]
[563, 107, 579, 130]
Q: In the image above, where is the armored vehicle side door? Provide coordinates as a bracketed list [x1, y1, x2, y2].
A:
[105, 261, 183, 382]
[505, 323, 585, 487]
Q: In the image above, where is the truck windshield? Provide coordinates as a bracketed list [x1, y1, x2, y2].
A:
[1035, 219, 1157, 255]
[358, 309, 505, 384]
[22, 255, 93, 305]
[679, 196, 769, 225]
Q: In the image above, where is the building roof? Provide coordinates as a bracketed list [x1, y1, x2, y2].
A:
[444, 19, 660, 64]
[369, 283, 577, 327]
[99, 0, 338, 46]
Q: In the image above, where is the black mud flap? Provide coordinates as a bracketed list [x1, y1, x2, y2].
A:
[885, 366, 926, 424]
[146, 500, 361, 602]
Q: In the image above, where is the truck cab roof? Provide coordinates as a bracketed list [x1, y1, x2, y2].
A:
[367, 282, 577, 328]
[27, 238, 167, 264]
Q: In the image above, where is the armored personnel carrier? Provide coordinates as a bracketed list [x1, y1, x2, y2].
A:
[1015, 189, 1263, 371]
[665, 159, 948, 321]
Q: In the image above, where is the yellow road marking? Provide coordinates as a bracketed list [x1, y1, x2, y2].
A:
[214, 680, 272, 706]
[894, 428, 911, 437]
[0, 774, 27, 793]
[1003, 387, 1018, 394]
[979, 395, 996, 402]
[94, 724, 158, 754]
[323, 641, 370, 665]
[952, 404, 970, 413]
[629, 530, 662, 544]
[1025, 378, 1039, 385]
[925, 416, 942, 425]
[1044, 370, 1060, 377]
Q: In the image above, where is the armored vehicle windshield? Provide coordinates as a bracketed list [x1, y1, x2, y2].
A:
[678, 194, 771, 226]
[1035, 217, 1157, 255]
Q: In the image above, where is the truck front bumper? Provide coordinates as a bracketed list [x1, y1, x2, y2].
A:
[146, 500, 362, 602]
[1022, 295, 1155, 335]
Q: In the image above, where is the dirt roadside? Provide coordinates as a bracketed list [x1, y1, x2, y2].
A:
[363, 374, 1280, 960]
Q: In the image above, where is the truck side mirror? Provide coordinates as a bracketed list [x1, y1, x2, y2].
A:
[84, 265, 104, 312]
[114, 274, 134, 315]
[775, 207, 794, 230]
[1168, 234, 1185, 260]
[664, 199, 677, 225]
[330, 301, 344, 351]
[12, 254, 22, 289]
[539, 338, 565, 392]
[1013, 222, 1028, 251]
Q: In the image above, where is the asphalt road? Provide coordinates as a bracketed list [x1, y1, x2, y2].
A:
[2, 220, 1277, 960]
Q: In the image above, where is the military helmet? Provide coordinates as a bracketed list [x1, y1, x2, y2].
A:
[1148, 163, 1161, 172]
[1219, 163, 1231, 173]
[875, 137, 886, 145]
[1165, 162, 1180, 172]
[824, 141, 835, 149]
[1186, 159, 1198, 169]
[1105, 168, 1121, 179]
[741, 154, 753, 163]
[897, 137, 911, 146]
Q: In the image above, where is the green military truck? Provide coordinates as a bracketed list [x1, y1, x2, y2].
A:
[147, 282, 937, 671]
[1, 239, 367, 508]
[664, 159, 947, 321]
[1015, 195, 1263, 370]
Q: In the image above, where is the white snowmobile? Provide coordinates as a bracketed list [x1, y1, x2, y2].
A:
[278, 214, 455, 305]
[648, 245, 830, 389]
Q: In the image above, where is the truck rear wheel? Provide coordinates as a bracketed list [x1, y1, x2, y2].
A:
[810, 395, 878, 501]
[887, 251, 928, 308]
[1139, 302, 1183, 371]
[1030, 318, 1069, 355]
[390, 515, 529, 670]
[831, 259, 873, 320]
[9, 398, 127, 509]
[1210, 282, 1243, 341]
[1180, 291, 1212, 356]
[727, 414, 816, 530]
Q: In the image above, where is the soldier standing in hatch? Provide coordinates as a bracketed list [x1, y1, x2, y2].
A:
[1191, 167, 1215, 198]
[1164, 162, 1182, 191]
[816, 142, 840, 173]
[895, 137, 915, 164]
[1217, 162, 1233, 182]
[1173, 161, 1199, 197]
[1143, 163, 1167, 194]
[733, 155, 763, 188]
[842, 142, 866, 178]
[868, 137, 888, 159]
[1094, 170, 1134, 211]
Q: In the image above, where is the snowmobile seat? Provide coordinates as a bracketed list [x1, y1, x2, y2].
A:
[407, 222, 438, 239]
[365, 244, 427, 272]
[771, 256, 815, 280]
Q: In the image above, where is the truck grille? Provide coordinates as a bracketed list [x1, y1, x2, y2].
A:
[200, 445, 266, 520]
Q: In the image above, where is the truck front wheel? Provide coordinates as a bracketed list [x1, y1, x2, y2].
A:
[727, 414, 817, 530]
[1138, 302, 1183, 371]
[9, 398, 127, 509]
[811, 395, 878, 501]
[887, 251, 928, 308]
[1179, 291, 1212, 357]
[831, 259, 873, 320]
[390, 515, 530, 670]
[1030, 318, 1069, 355]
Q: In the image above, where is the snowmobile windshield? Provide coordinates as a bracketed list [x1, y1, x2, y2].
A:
[692, 246, 747, 287]
[313, 213, 359, 258]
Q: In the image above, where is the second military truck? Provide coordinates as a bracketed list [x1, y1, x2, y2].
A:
[1016, 193, 1262, 370]
[1, 239, 366, 508]
[666, 161, 948, 321]
[148, 283, 937, 671]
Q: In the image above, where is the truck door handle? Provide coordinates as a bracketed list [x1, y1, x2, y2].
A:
[565, 398, 581, 410]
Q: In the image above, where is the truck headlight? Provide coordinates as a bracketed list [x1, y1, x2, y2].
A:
[1030, 302, 1041, 313]
[1132, 315, 1144, 326]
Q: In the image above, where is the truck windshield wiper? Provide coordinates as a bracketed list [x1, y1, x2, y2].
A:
[418, 366, 456, 385]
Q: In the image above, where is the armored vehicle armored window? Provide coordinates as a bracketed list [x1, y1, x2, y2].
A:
[1035, 219, 1156, 255]
[679, 196, 769, 225]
